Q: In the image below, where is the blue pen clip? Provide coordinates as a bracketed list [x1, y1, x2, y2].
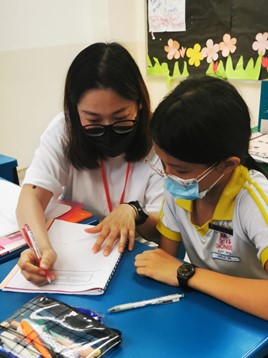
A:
[75, 307, 104, 323]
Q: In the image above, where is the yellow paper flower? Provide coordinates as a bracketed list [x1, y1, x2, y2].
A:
[186, 44, 203, 67]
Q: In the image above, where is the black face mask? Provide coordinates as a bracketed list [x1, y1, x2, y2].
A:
[87, 125, 137, 157]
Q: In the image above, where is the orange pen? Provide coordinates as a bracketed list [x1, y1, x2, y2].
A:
[20, 319, 52, 358]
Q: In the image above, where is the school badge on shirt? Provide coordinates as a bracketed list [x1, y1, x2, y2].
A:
[209, 221, 241, 263]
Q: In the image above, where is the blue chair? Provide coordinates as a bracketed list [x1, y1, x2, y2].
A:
[0, 154, 19, 184]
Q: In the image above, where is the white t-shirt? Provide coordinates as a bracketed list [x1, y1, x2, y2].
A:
[157, 165, 268, 279]
[23, 113, 164, 221]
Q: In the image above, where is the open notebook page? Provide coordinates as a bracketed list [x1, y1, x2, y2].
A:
[1, 220, 122, 295]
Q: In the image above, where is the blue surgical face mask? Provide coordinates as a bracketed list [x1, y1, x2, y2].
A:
[164, 164, 224, 200]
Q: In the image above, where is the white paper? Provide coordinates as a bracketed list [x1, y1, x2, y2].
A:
[1, 220, 122, 295]
[249, 132, 268, 164]
[148, 0, 186, 32]
[44, 200, 71, 220]
[0, 180, 71, 236]
[0, 180, 21, 236]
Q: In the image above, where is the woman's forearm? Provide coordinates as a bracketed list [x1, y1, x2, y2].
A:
[16, 184, 53, 251]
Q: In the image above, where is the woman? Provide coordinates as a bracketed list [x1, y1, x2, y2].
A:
[17, 42, 163, 285]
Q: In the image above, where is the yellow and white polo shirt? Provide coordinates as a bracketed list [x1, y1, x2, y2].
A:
[157, 165, 268, 279]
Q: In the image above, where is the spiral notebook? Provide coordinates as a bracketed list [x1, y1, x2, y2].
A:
[0, 220, 122, 295]
[0, 295, 121, 357]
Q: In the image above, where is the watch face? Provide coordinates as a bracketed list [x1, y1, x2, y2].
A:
[177, 264, 195, 291]
[179, 264, 195, 277]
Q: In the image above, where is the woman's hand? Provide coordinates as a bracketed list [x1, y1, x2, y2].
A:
[18, 247, 57, 286]
[135, 248, 181, 286]
[85, 204, 137, 256]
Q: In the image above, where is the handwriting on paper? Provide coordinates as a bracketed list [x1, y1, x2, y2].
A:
[148, 0, 186, 33]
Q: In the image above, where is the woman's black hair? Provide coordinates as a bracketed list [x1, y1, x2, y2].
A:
[150, 75, 265, 174]
[63, 42, 152, 169]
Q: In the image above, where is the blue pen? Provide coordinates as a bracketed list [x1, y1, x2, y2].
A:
[75, 307, 104, 323]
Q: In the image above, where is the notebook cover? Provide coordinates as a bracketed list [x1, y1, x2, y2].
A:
[57, 207, 93, 222]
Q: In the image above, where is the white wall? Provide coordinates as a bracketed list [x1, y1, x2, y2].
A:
[0, 0, 261, 169]
[0, 0, 109, 168]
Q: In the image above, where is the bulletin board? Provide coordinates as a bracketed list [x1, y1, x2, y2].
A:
[147, 0, 268, 81]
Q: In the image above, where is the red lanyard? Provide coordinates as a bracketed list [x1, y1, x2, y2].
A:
[100, 160, 131, 213]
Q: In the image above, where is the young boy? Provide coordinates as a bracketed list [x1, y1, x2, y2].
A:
[135, 76, 268, 320]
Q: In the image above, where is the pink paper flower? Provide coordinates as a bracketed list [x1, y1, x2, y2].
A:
[253, 32, 268, 56]
[164, 39, 181, 60]
[201, 39, 219, 63]
[219, 34, 237, 57]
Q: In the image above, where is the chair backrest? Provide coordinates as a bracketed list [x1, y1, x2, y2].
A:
[0, 154, 19, 185]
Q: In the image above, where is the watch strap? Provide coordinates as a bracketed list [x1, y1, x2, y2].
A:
[177, 263, 195, 291]
[126, 201, 149, 225]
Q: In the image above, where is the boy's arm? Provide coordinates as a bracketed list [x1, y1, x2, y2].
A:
[135, 248, 268, 320]
[160, 235, 180, 257]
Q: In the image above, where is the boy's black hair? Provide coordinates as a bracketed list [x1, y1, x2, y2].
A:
[150, 75, 264, 174]
[63, 42, 152, 169]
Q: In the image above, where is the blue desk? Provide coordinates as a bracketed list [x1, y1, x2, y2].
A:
[0, 242, 268, 358]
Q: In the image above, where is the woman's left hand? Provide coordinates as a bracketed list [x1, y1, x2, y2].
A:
[85, 204, 137, 256]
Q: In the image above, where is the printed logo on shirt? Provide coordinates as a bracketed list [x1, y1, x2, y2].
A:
[215, 233, 233, 251]
[211, 230, 240, 263]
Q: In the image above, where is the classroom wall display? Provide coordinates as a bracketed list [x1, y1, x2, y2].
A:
[147, 0, 268, 81]
[258, 81, 268, 132]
